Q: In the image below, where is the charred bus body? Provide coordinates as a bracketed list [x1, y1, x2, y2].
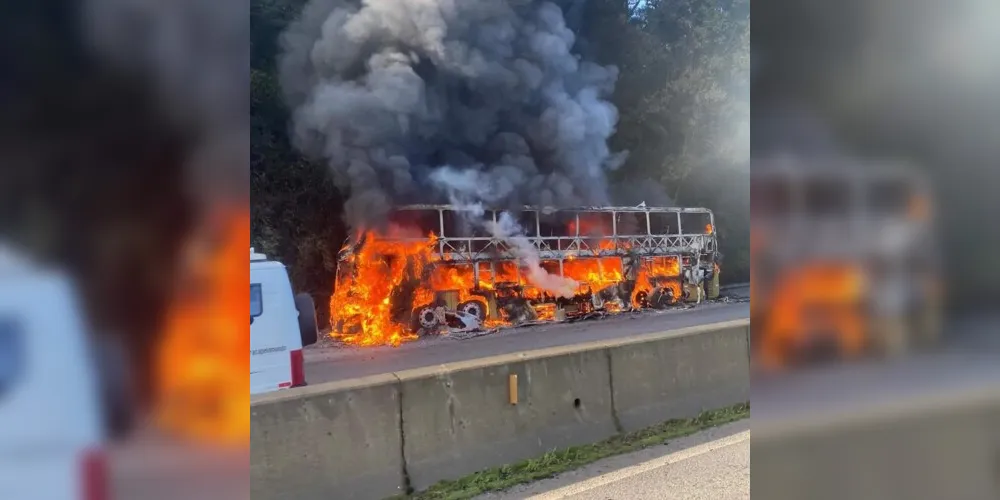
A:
[751, 160, 942, 369]
[335, 205, 720, 335]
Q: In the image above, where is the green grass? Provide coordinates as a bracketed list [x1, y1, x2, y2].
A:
[391, 402, 750, 500]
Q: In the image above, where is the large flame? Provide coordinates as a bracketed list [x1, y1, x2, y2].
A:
[758, 262, 868, 369]
[154, 208, 249, 444]
[331, 218, 686, 347]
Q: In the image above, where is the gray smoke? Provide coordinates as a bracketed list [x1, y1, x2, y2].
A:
[752, 103, 844, 159]
[279, 0, 624, 229]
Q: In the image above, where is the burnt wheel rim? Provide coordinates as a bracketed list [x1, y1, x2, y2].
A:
[460, 302, 483, 318]
[418, 308, 437, 327]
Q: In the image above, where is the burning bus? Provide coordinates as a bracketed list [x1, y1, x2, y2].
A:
[330, 204, 720, 346]
[751, 160, 943, 370]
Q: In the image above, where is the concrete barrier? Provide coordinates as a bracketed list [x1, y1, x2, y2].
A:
[398, 347, 618, 491]
[609, 323, 751, 431]
[250, 374, 406, 500]
[754, 400, 1000, 500]
[752, 356, 1000, 500]
[250, 319, 751, 499]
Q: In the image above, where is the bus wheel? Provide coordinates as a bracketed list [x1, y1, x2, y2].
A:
[633, 290, 649, 309]
[458, 300, 488, 321]
[412, 305, 439, 333]
[649, 288, 674, 309]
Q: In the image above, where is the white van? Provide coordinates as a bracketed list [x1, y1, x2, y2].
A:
[250, 248, 318, 395]
[0, 247, 109, 500]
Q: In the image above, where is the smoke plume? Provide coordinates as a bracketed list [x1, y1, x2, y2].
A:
[83, 0, 251, 206]
[490, 212, 579, 297]
[431, 167, 579, 297]
[279, 0, 624, 229]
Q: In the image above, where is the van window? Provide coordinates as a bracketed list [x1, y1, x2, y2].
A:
[250, 284, 263, 318]
[0, 317, 23, 399]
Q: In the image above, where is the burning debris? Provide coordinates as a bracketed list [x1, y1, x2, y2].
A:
[330, 204, 720, 346]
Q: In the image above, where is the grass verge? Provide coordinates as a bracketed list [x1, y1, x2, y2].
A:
[392, 402, 749, 500]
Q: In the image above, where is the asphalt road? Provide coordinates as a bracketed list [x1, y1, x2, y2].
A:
[305, 298, 750, 383]
[476, 421, 750, 500]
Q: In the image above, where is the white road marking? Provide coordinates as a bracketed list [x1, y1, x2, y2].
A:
[526, 430, 750, 500]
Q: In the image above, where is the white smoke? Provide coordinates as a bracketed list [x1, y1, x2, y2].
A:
[490, 212, 578, 298]
[430, 167, 578, 298]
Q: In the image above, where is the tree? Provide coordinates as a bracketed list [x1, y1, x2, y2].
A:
[252, 0, 347, 325]
[622, 0, 750, 201]
[619, 0, 750, 282]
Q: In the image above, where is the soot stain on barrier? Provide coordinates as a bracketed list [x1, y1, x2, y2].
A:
[745, 325, 752, 365]
[448, 395, 457, 435]
[606, 349, 625, 433]
[392, 373, 414, 495]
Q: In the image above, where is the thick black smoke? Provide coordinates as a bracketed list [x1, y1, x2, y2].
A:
[279, 0, 625, 229]
[84, 0, 251, 205]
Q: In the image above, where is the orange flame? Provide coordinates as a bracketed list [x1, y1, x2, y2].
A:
[758, 262, 868, 370]
[154, 208, 249, 444]
[331, 221, 690, 346]
[635, 256, 683, 301]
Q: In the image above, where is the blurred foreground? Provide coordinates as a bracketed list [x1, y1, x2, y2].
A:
[749, 155, 998, 499]
[749, 157, 998, 498]
[0, 1, 248, 499]
[750, 160, 941, 371]
[753, 317, 999, 499]
[753, 0, 1000, 497]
